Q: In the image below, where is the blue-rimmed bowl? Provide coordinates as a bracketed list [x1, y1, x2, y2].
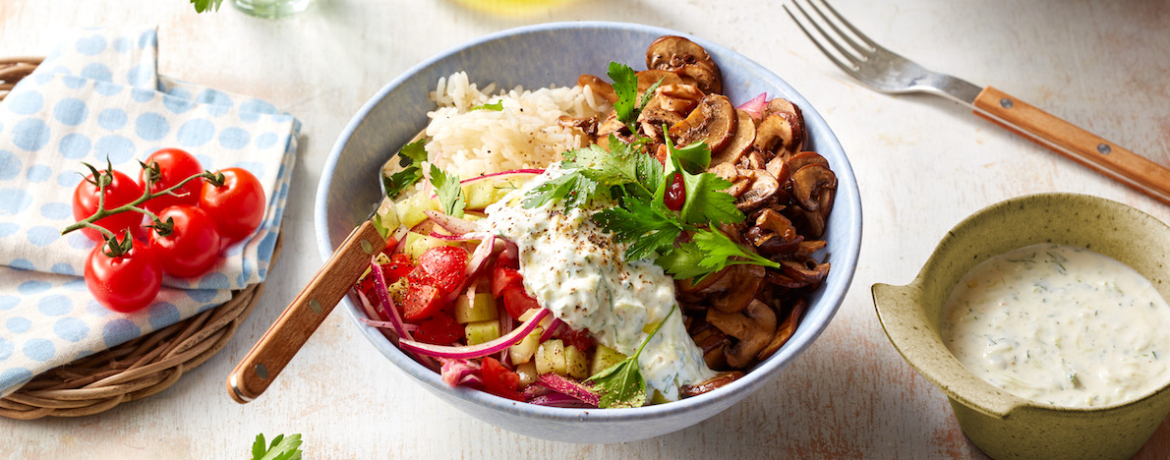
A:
[315, 21, 862, 443]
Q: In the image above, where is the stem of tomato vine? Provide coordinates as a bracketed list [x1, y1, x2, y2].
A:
[60, 169, 218, 237]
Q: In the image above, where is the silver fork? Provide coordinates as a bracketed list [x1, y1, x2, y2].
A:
[785, 0, 1170, 207]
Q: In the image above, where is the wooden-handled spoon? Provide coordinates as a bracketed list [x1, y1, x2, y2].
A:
[227, 131, 425, 403]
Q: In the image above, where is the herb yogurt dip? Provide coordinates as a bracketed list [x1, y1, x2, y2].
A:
[942, 243, 1170, 408]
[482, 164, 716, 400]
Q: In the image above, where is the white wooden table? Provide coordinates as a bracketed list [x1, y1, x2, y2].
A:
[3, 0, 1169, 458]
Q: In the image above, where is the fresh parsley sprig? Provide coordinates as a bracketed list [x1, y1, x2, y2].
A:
[607, 62, 663, 131]
[588, 305, 676, 408]
[251, 433, 302, 460]
[430, 165, 465, 218]
[382, 139, 428, 200]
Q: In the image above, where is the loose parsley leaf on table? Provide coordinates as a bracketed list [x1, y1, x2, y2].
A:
[430, 165, 465, 218]
[251, 433, 302, 460]
[588, 306, 676, 408]
[191, 0, 223, 13]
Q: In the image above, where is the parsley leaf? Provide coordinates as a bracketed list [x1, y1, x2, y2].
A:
[382, 139, 428, 200]
[660, 134, 742, 226]
[591, 198, 681, 262]
[671, 141, 712, 173]
[588, 306, 676, 408]
[607, 62, 639, 125]
[251, 433, 302, 460]
[655, 242, 710, 279]
[430, 165, 465, 218]
[191, 0, 223, 13]
[692, 228, 780, 271]
[522, 170, 600, 209]
[470, 100, 504, 112]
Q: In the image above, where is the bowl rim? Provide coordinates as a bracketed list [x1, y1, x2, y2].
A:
[315, 20, 863, 424]
[874, 192, 1170, 417]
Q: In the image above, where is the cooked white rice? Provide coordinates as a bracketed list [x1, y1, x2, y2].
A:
[424, 72, 611, 179]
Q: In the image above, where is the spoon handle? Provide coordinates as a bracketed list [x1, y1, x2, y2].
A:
[227, 220, 387, 403]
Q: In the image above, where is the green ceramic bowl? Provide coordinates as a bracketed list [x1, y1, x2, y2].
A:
[873, 193, 1170, 460]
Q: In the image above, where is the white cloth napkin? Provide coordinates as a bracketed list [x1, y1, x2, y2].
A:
[0, 25, 299, 396]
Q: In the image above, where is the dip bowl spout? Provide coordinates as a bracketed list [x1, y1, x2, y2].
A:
[873, 193, 1170, 460]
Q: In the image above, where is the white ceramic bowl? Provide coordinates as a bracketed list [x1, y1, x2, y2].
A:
[315, 21, 862, 443]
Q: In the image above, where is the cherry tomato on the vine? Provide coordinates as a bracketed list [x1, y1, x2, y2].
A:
[147, 205, 222, 278]
[139, 148, 204, 215]
[73, 169, 145, 242]
[85, 240, 163, 313]
[199, 167, 265, 242]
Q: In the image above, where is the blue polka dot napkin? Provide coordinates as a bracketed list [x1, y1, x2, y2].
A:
[0, 25, 299, 396]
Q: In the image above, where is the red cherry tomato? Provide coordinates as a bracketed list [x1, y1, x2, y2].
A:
[139, 148, 203, 215]
[199, 167, 265, 242]
[501, 285, 540, 321]
[147, 205, 222, 278]
[402, 284, 446, 321]
[413, 312, 464, 345]
[381, 253, 415, 284]
[85, 241, 162, 313]
[73, 169, 145, 242]
[664, 173, 685, 211]
[491, 266, 523, 298]
[415, 246, 468, 293]
[481, 357, 523, 401]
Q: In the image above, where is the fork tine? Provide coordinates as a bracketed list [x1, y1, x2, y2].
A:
[782, 4, 859, 75]
[804, 0, 874, 56]
[788, 1, 863, 67]
[814, 0, 882, 52]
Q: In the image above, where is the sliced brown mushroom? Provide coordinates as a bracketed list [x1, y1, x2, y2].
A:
[636, 70, 686, 93]
[668, 94, 736, 153]
[697, 263, 765, 313]
[706, 299, 777, 368]
[657, 83, 704, 113]
[688, 318, 731, 370]
[745, 208, 803, 257]
[637, 94, 685, 143]
[676, 262, 727, 294]
[680, 371, 744, 397]
[785, 151, 829, 172]
[764, 156, 791, 187]
[753, 114, 803, 160]
[734, 169, 780, 212]
[578, 74, 618, 104]
[794, 240, 827, 258]
[779, 259, 831, 286]
[645, 35, 723, 94]
[711, 110, 756, 167]
[763, 269, 811, 289]
[737, 149, 767, 170]
[757, 298, 806, 361]
[790, 164, 837, 212]
[556, 115, 598, 139]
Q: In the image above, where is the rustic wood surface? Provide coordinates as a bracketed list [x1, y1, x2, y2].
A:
[1, 0, 1168, 458]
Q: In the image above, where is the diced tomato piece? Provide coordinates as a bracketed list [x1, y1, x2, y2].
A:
[501, 285, 540, 321]
[557, 327, 596, 354]
[496, 249, 519, 270]
[417, 246, 469, 292]
[481, 357, 522, 401]
[381, 253, 414, 284]
[381, 237, 399, 256]
[491, 266, 524, 298]
[403, 284, 446, 321]
[413, 312, 464, 345]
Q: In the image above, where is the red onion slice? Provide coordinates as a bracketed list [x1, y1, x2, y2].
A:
[400, 308, 551, 359]
[424, 210, 480, 235]
[535, 373, 600, 407]
[737, 92, 767, 121]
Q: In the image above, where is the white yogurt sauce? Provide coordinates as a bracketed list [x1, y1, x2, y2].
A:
[481, 164, 715, 400]
[942, 243, 1170, 408]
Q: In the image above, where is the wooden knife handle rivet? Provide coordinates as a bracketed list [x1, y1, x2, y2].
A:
[973, 86, 1170, 207]
[226, 220, 388, 404]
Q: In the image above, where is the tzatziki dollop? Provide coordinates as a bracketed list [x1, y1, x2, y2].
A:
[942, 243, 1170, 408]
[481, 164, 716, 400]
